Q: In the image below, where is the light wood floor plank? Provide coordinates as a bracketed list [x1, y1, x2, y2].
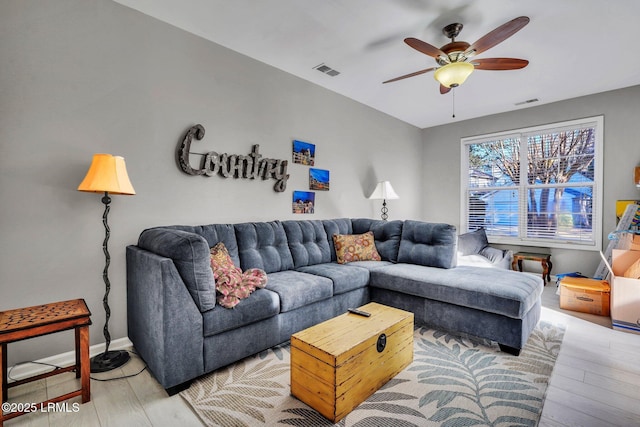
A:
[539, 398, 620, 427]
[544, 384, 640, 426]
[550, 373, 640, 417]
[123, 351, 203, 426]
[556, 342, 640, 377]
[584, 371, 640, 400]
[45, 374, 100, 427]
[4, 379, 49, 427]
[89, 367, 153, 427]
[550, 361, 584, 382]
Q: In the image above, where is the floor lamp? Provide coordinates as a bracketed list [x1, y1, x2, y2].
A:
[368, 181, 399, 221]
[78, 153, 135, 373]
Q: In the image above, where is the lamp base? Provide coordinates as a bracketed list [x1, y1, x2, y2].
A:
[90, 350, 130, 373]
[381, 199, 389, 221]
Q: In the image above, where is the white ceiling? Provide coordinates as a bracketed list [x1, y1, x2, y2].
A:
[113, 0, 640, 129]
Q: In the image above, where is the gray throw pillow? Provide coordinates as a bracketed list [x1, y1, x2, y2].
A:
[458, 228, 489, 256]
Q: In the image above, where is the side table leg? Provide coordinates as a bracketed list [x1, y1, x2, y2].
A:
[78, 326, 91, 403]
[546, 257, 553, 282]
[517, 259, 523, 272]
[1, 343, 6, 404]
[75, 327, 81, 379]
[541, 260, 549, 284]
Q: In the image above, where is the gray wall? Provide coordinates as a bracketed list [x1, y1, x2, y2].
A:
[0, 0, 422, 364]
[422, 86, 640, 276]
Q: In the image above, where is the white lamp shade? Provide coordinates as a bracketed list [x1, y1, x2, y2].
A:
[78, 153, 136, 195]
[434, 62, 474, 88]
[368, 181, 399, 200]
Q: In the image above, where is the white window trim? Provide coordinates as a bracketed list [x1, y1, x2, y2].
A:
[460, 115, 604, 251]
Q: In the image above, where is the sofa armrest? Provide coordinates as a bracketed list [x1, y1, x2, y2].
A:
[138, 227, 216, 311]
[127, 245, 204, 389]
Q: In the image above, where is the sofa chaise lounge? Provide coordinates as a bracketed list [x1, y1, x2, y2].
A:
[126, 218, 543, 393]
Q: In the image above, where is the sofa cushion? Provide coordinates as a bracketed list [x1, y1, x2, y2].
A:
[347, 260, 395, 270]
[283, 220, 332, 268]
[297, 263, 370, 295]
[202, 288, 280, 337]
[352, 218, 403, 262]
[397, 220, 457, 269]
[322, 218, 353, 262]
[266, 270, 333, 312]
[369, 263, 543, 319]
[138, 228, 216, 312]
[234, 221, 294, 273]
[168, 224, 240, 266]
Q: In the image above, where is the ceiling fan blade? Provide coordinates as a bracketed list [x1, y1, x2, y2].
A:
[404, 37, 446, 58]
[467, 16, 529, 56]
[440, 85, 451, 95]
[383, 67, 436, 84]
[473, 58, 529, 70]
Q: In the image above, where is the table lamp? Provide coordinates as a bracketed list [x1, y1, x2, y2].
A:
[368, 181, 399, 221]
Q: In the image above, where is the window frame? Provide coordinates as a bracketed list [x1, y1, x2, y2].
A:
[460, 115, 604, 251]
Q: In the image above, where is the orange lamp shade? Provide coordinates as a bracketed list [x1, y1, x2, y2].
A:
[78, 153, 135, 195]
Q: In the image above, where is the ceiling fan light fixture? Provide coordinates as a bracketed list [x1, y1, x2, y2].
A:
[434, 62, 474, 88]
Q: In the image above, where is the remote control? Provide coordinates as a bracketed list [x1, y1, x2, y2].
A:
[348, 308, 371, 317]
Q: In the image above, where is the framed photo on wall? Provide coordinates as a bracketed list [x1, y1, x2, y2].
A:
[309, 168, 330, 191]
[292, 140, 315, 166]
[292, 191, 315, 214]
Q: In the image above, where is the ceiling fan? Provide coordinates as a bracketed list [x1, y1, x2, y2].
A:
[383, 16, 530, 94]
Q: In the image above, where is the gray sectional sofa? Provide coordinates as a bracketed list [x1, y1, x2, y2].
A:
[126, 218, 543, 394]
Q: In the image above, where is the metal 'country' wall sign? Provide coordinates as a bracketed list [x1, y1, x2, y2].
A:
[177, 124, 289, 192]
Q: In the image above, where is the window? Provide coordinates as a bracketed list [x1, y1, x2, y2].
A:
[460, 116, 603, 250]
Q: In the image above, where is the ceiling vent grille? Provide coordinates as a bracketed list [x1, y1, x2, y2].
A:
[313, 63, 340, 77]
[515, 98, 539, 106]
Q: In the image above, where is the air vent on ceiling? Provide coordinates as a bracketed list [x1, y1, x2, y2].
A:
[515, 98, 539, 106]
[313, 63, 340, 77]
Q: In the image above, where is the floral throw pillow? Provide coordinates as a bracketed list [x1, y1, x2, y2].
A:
[332, 231, 382, 264]
[210, 242, 236, 271]
[210, 243, 268, 308]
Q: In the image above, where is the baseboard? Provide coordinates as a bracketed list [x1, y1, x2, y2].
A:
[6, 337, 134, 383]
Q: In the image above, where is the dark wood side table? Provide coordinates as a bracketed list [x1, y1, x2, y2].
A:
[1, 299, 91, 425]
[512, 252, 552, 284]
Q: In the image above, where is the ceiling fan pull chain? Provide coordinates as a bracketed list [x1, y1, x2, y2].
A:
[452, 88, 456, 118]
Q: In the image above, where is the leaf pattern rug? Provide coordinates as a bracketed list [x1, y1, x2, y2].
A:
[181, 320, 564, 427]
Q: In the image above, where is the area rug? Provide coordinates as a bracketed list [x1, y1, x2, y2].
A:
[181, 321, 564, 427]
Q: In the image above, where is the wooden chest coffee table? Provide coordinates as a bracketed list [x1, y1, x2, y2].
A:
[290, 302, 413, 422]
